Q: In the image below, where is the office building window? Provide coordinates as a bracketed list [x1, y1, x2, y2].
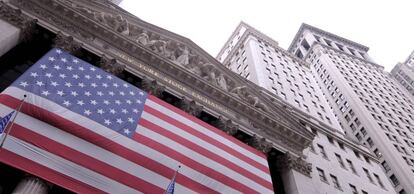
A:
[318, 144, 328, 159]
[347, 159, 357, 174]
[317, 168, 327, 182]
[373, 173, 384, 188]
[363, 168, 374, 183]
[330, 174, 341, 189]
[349, 184, 358, 194]
[335, 153, 346, 168]
[390, 174, 400, 187]
[381, 161, 391, 172]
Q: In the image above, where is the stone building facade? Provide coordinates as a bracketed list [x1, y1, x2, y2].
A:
[391, 51, 414, 97]
[289, 23, 414, 194]
[218, 22, 396, 194]
[0, 0, 317, 193]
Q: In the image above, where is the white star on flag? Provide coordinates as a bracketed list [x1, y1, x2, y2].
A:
[19, 81, 28, 87]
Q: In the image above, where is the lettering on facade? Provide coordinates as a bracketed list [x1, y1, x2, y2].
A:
[112, 50, 230, 114]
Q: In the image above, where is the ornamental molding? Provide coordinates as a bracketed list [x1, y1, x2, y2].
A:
[53, 31, 83, 55]
[211, 116, 239, 136]
[287, 23, 369, 53]
[276, 152, 312, 177]
[0, 1, 37, 42]
[140, 76, 165, 99]
[8, 0, 314, 156]
[247, 134, 273, 154]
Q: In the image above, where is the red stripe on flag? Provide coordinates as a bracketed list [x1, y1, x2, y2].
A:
[8, 124, 163, 194]
[143, 104, 270, 174]
[133, 132, 261, 194]
[0, 149, 103, 194]
[0, 94, 219, 194]
[148, 95, 267, 159]
[139, 118, 273, 189]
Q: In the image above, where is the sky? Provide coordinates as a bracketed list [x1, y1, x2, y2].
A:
[120, 0, 414, 72]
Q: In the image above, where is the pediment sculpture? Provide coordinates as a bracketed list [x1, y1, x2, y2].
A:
[68, 2, 272, 114]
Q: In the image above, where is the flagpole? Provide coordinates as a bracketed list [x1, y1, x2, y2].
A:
[164, 165, 181, 194]
[0, 94, 26, 148]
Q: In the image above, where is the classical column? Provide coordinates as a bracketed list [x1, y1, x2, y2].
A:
[0, 2, 37, 56]
[12, 175, 51, 194]
[53, 31, 83, 55]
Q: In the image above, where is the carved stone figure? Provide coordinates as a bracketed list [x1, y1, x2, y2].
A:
[230, 86, 268, 112]
[175, 46, 194, 67]
[216, 73, 228, 91]
[113, 14, 129, 35]
[91, 11, 129, 35]
[188, 62, 202, 75]
[230, 85, 248, 99]
[136, 30, 150, 45]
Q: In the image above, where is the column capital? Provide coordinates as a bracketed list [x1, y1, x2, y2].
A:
[176, 97, 203, 117]
[276, 152, 312, 177]
[140, 76, 165, 98]
[0, 2, 38, 42]
[53, 31, 83, 55]
[247, 134, 273, 154]
[211, 116, 238, 135]
[99, 54, 124, 76]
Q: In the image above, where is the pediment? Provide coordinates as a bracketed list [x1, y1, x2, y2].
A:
[8, 0, 314, 154]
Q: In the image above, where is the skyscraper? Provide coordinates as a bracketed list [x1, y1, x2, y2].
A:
[391, 51, 414, 96]
[289, 23, 414, 194]
[218, 22, 396, 194]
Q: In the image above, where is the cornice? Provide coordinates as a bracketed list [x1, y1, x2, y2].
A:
[288, 23, 369, 53]
[7, 0, 314, 156]
[216, 21, 279, 60]
[306, 43, 384, 70]
[218, 24, 310, 70]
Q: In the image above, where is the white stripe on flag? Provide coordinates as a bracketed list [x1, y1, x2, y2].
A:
[141, 111, 271, 181]
[146, 99, 269, 166]
[0, 105, 195, 193]
[138, 125, 271, 193]
[3, 136, 142, 194]
[2, 88, 249, 193]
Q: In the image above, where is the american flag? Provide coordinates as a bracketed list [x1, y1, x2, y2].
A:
[0, 111, 14, 134]
[0, 48, 273, 193]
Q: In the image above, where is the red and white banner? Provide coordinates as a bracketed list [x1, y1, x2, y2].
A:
[0, 49, 273, 193]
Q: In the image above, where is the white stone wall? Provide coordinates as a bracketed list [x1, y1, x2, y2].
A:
[302, 130, 395, 194]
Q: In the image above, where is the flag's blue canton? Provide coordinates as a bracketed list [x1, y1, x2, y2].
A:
[0, 111, 14, 134]
[12, 48, 147, 138]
